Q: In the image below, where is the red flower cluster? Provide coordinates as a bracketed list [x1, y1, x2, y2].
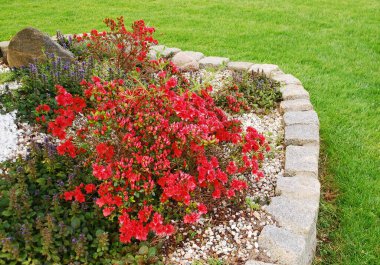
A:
[35, 104, 51, 123]
[74, 16, 157, 73]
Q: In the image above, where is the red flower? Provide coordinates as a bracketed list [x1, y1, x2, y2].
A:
[64, 191, 74, 201]
[35, 104, 51, 113]
[55, 86, 73, 106]
[197, 203, 208, 214]
[230, 179, 248, 191]
[158, 71, 166, 78]
[184, 212, 200, 224]
[226, 161, 237, 175]
[56, 139, 77, 158]
[84, 184, 96, 194]
[165, 77, 177, 89]
[226, 189, 235, 198]
[103, 207, 115, 217]
[96, 143, 115, 162]
[92, 163, 113, 180]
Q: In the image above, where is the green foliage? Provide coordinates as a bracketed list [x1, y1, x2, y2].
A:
[234, 70, 281, 112]
[56, 31, 88, 58]
[213, 70, 280, 115]
[0, 141, 162, 264]
[245, 197, 260, 211]
[0, 71, 17, 84]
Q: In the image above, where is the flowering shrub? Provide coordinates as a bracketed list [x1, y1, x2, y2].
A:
[213, 71, 281, 114]
[0, 141, 152, 264]
[40, 54, 270, 243]
[214, 84, 251, 113]
[74, 17, 157, 73]
[231, 70, 281, 112]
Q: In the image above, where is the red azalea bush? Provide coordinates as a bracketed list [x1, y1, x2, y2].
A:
[35, 18, 270, 244]
[74, 17, 157, 72]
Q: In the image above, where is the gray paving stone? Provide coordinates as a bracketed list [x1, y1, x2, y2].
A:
[285, 145, 319, 178]
[149, 45, 181, 59]
[272, 73, 302, 85]
[245, 261, 276, 265]
[249, 64, 280, 77]
[285, 124, 319, 146]
[283, 110, 319, 127]
[280, 84, 310, 100]
[199, 56, 230, 69]
[171, 52, 199, 71]
[280, 99, 313, 112]
[228, 61, 254, 72]
[276, 176, 320, 202]
[179, 51, 205, 61]
[259, 225, 308, 265]
[266, 196, 318, 237]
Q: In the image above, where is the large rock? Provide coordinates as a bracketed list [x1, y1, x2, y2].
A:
[7, 27, 74, 68]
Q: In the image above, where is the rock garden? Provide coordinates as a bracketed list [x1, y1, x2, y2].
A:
[0, 17, 320, 265]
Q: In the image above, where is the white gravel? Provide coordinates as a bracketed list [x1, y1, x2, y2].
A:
[0, 111, 18, 162]
[0, 64, 46, 162]
[0, 62, 10, 74]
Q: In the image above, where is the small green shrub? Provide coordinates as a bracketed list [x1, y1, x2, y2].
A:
[214, 71, 281, 114]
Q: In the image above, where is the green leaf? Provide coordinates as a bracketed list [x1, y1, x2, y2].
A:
[70, 216, 81, 229]
[95, 229, 104, 236]
[138, 245, 149, 255]
[2, 210, 12, 217]
[148, 247, 157, 257]
[36, 178, 46, 186]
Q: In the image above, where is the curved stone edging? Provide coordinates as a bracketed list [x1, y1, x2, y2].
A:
[0, 41, 320, 265]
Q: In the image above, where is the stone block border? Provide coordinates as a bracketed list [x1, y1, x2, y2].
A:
[0, 41, 320, 265]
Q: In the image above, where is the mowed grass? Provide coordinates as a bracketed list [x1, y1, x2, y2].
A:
[0, 0, 379, 264]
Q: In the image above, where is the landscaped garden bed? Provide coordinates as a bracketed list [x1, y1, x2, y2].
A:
[0, 17, 320, 265]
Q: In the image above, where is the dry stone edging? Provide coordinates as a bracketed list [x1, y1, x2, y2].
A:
[0, 39, 320, 265]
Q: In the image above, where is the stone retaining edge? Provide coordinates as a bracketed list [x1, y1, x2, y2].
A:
[0, 41, 320, 265]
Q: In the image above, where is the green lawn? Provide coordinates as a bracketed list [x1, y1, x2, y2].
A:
[0, 0, 379, 264]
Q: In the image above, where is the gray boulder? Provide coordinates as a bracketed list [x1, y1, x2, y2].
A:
[7, 27, 74, 68]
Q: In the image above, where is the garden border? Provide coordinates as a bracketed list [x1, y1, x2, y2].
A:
[0, 40, 320, 265]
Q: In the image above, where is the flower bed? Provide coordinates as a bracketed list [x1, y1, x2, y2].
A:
[0, 17, 319, 265]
